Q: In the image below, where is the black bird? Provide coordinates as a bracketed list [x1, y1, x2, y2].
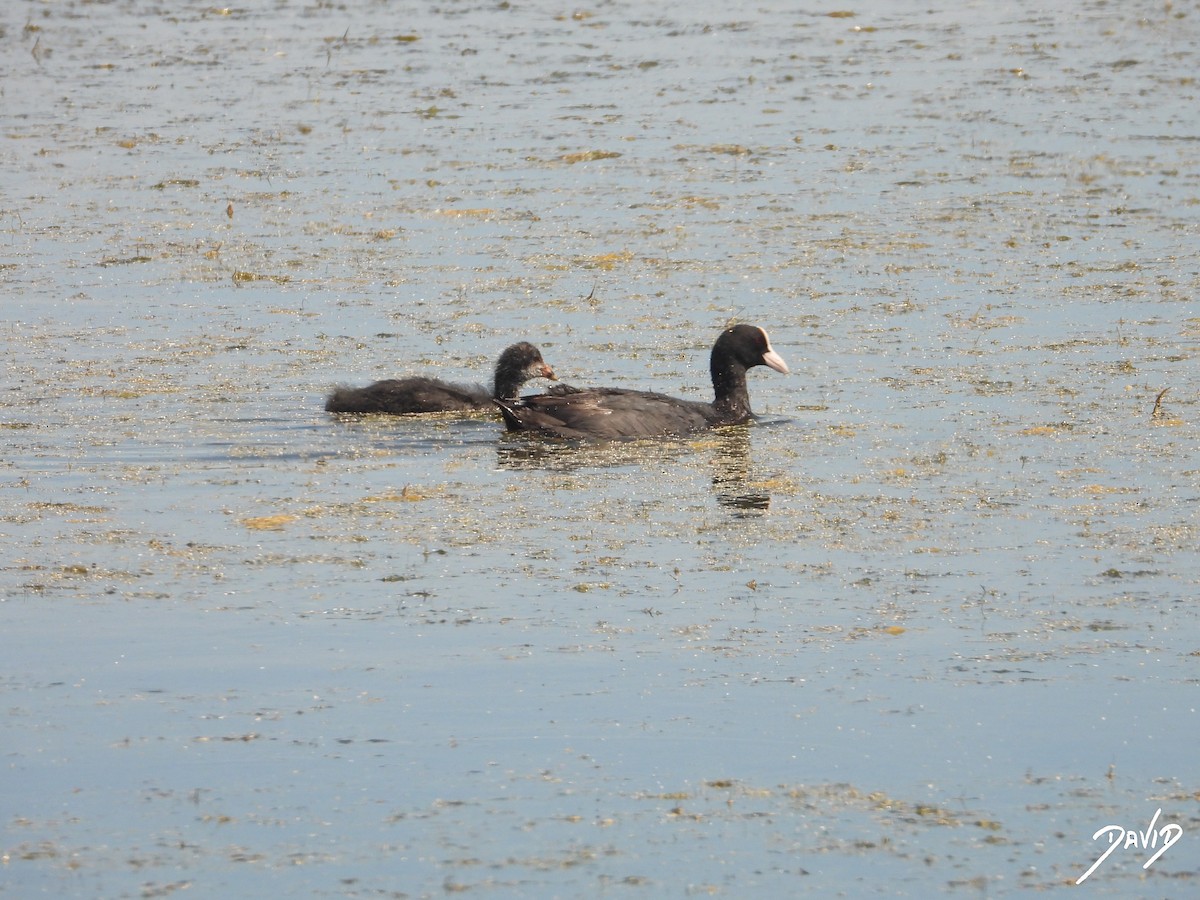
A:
[325, 342, 556, 414]
[494, 324, 788, 439]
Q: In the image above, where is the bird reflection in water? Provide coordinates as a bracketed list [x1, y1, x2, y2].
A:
[708, 426, 772, 515]
[495, 425, 773, 514]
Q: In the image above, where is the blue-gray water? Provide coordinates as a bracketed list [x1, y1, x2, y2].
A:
[3, 1, 1198, 896]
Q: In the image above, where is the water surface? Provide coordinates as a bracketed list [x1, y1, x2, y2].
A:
[2, 0, 1198, 896]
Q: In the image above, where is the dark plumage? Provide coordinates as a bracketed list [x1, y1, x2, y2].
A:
[325, 342, 556, 415]
[494, 324, 788, 439]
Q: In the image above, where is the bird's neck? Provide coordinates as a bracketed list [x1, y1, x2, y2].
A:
[711, 361, 752, 421]
[493, 367, 520, 400]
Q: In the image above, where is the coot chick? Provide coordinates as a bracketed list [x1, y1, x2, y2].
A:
[325, 342, 556, 414]
[494, 324, 788, 439]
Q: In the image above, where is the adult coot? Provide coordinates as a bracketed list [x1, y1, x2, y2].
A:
[325, 342, 556, 414]
[494, 324, 788, 439]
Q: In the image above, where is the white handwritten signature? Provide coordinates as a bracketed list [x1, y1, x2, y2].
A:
[1077, 808, 1183, 884]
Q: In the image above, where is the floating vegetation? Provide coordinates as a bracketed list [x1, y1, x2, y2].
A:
[1019, 424, 1074, 436]
[846, 625, 909, 640]
[241, 515, 296, 530]
[573, 251, 633, 270]
[1149, 387, 1183, 425]
[27, 502, 109, 515]
[706, 144, 752, 156]
[560, 149, 622, 164]
[360, 485, 440, 503]
[433, 208, 495, 218]
[193, 733, 262, 743]
[232, 270, 290, 284]
[98, 255, 153, 266]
